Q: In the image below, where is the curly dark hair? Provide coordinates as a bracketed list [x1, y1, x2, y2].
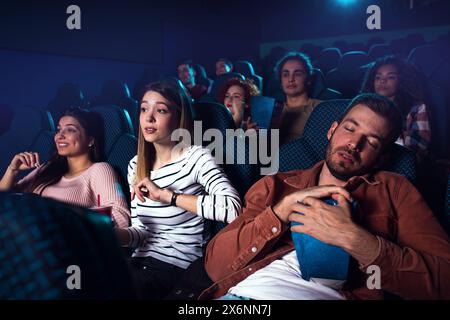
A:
[273, 51, 314, 95]
[360, 55, 425, 116]
[217, 77, 260, 106]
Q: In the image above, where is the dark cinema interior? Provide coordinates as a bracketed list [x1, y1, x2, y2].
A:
[0, 0, 450, 301]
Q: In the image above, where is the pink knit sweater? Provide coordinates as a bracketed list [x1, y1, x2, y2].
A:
[16, 162, 130, 227]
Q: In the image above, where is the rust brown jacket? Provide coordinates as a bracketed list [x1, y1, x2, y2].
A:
[200, 161, 450, 299]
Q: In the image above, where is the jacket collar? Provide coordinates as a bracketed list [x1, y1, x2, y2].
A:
[284, 161, 380, 192]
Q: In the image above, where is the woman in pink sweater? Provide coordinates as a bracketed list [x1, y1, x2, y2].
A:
[0, 107, 130, 227]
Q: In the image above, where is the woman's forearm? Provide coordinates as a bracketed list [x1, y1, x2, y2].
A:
[0, 166, 19, 191]
[174, 193, 198, 214]
[115, 228, 131, 246]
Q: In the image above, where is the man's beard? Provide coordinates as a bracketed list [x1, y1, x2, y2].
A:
[324, 141, 372, 182]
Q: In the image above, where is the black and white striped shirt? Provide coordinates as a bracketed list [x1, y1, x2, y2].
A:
[126, 145, 241, 269]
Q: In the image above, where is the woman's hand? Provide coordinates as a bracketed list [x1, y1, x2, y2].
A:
[131, 177, 172, 203]
[9, 152, 41, 172]
[245, 116, 259, 132]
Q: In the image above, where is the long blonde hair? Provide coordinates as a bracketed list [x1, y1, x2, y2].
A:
[135, 79, 194, 182]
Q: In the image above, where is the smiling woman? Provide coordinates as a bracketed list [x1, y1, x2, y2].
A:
[0, 107, 131, 228]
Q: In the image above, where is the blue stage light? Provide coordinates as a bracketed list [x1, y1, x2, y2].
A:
[336, 0, 357, 5]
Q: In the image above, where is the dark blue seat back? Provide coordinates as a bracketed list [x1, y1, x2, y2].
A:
[368, 43, 393, 62]
[209, 72, 245, 101]
[106, 133, 137, 203]
[47, 83, 87, 122]
[326, 51, 369, 98]
[92, 80, 139, 137]
[0, 107, 55, 173]
[90, 105, 134, 158]
[317, 48, 342, 75]
[0, 192, 137, 299]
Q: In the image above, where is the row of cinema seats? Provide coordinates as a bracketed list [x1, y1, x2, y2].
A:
[47, 80, 140, 137]
[194, 60, 263, 94]
[1, 90, 447, 225]
[3, 38, 448, 158]
[299, 34, 428, 60]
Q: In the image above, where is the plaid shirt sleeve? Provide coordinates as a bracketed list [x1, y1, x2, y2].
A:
[402, 103, 431, 158]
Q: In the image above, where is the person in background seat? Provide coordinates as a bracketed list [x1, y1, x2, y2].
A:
[217, 77, 260, 130]
[361, 55, 431, 161]
[177, 60, 208, 101]
[215, 58, 233, 77]
[271, 52, 322, 145]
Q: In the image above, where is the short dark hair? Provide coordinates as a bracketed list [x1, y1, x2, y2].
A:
[177, 60, 194, 69]
[217, 58, 233, 69]
[274, 51, 313, 82]
[340, 93, 403, 149]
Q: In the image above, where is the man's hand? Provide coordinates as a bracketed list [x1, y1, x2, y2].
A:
[289, 194, 354, 247]
[272, 185, 353, 224]
[131, 177, 172, 204]
[288, 194, 380, 264]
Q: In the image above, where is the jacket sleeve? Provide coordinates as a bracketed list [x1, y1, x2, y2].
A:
[204, 174, 288, 282]
[360, 177, 450, 299]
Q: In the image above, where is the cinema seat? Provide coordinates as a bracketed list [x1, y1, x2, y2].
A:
[325, 51, 369, 99]
[29, 130, 56, 166]
[106, 133, 137, 203]
[368, 43, 393, 62]
[0, 107, 55, 174]
[310, 68, 343, 101]
[91, 80, 139, 137]
[234, 60, 263, 93]
[47, 83, 87, 122]
[90, 105, 134, 158]
[317, 48, 342, 75]
[0, 192, 137, 299]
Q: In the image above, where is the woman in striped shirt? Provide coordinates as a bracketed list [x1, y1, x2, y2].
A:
[115, 79, 241, 299]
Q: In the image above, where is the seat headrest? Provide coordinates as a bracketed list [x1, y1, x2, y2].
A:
[234, 61, 255, 76]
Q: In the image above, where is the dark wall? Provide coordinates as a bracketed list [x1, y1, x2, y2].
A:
[0, 0, 261, 107]
[1, 0, 448, 108]
[260, 0, 450, 43]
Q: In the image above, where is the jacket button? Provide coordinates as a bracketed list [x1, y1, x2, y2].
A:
[175, 290, 182, 295]
[271, 227, 278, 234]
[251, 246, 257, 253]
